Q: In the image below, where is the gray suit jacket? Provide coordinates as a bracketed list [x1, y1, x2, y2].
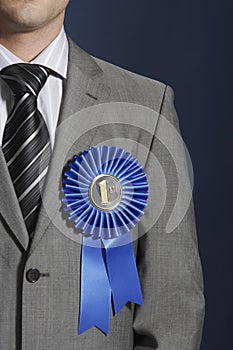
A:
[0, 38, 205, 349]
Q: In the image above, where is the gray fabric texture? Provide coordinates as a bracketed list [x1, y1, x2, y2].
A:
[0, 38, 205, 350]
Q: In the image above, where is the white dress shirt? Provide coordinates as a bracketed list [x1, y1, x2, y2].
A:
[0, 27, 68, 148]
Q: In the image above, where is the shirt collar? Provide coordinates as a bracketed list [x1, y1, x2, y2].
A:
[0, 26, 68, 79]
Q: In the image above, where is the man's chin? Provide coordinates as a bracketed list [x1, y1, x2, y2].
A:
[0, 0, 68, 34]
[0, 11, 63, 35]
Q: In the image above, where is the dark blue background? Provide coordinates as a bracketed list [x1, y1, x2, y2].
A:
[65, 1, 233, 349]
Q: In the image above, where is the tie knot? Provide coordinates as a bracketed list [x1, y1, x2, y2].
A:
[0, 63, 50, 97]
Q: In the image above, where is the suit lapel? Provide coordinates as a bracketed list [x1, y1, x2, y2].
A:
[0, 148, 29, 250]
[28, 38, 111, 255]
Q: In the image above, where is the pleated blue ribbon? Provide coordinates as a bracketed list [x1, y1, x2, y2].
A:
[62, 146, 149, 335]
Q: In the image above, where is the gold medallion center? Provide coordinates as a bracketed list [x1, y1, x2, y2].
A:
[89, 174, 122, 211]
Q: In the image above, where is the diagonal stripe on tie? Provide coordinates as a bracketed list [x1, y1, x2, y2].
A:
[0, 63, 52, 238]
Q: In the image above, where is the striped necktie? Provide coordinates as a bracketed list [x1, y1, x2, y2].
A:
[0, 63, 52, 238]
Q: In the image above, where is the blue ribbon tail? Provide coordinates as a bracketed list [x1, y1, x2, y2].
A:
[78, 237, 111, 335]
[104, 234, 144, 314]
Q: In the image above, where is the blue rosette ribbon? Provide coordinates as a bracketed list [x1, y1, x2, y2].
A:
[62, 145, 149, 335]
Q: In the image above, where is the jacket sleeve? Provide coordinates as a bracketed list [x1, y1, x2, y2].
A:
[133, 85, 206, 349]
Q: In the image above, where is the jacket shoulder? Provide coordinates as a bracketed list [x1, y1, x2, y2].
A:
[92, 55, 166, 112]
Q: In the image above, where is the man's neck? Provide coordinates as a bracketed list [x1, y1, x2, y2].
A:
[0, 17, 64, 62]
